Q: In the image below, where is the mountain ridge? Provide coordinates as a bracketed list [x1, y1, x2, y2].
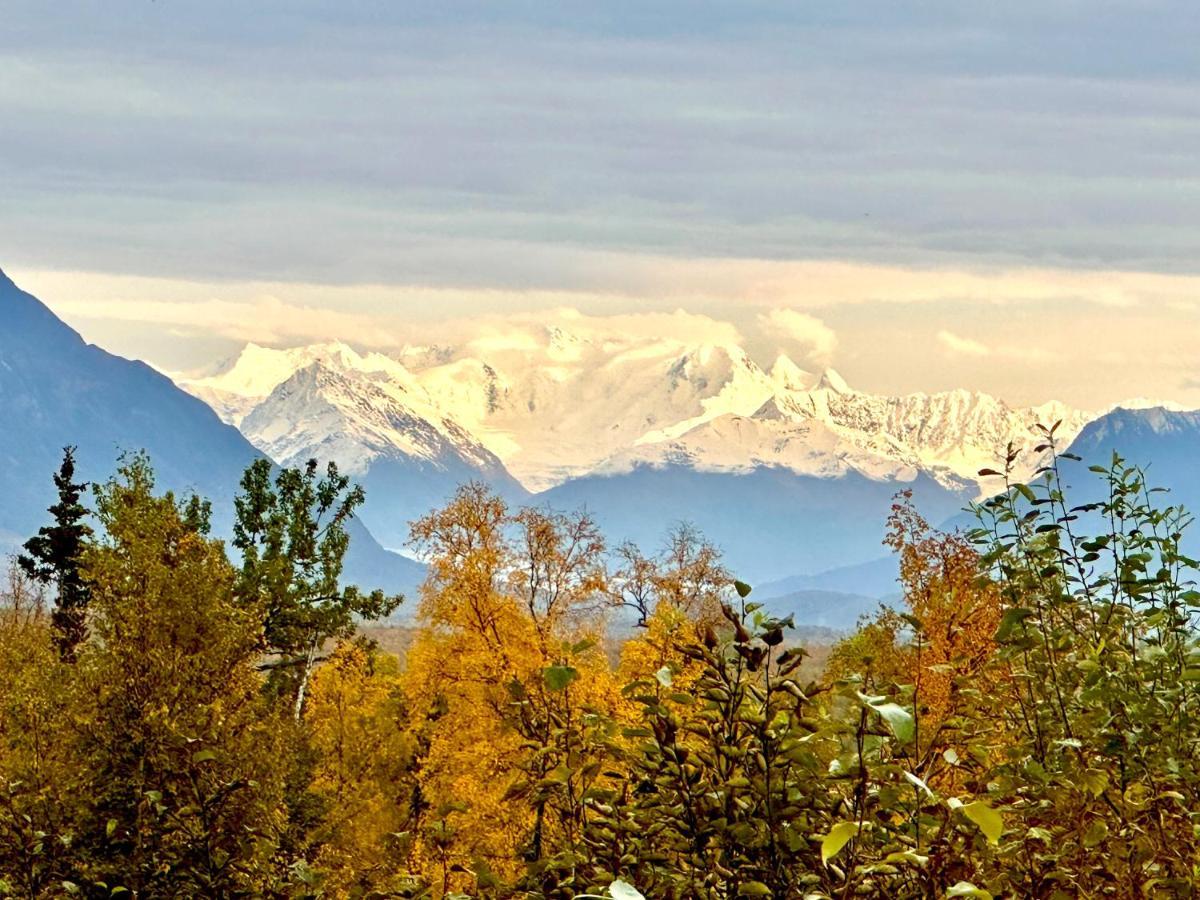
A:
[179, 335, 1146, 499]
[0, 271, 424, 596]
[173, 333, 1193, 586]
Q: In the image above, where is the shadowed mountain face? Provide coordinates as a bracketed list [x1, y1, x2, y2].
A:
[1067, 407, 1200, 492]
[1063, 407, 1200, 534]
[936, 405, 1200, 560]
[538, 463, 972, 585]
[0, 269, 423, 595]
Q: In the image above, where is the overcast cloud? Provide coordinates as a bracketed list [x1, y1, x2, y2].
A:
[2, 1, 1199, 406]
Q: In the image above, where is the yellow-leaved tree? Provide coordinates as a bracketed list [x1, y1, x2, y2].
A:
[0, 563, 76, 896]
[615, 524, 732, 706]
[403, 484, 621, 894]
[304, 638, 423, 895]
[828, 491, 1002, 791]
[74, 456, 289, 895]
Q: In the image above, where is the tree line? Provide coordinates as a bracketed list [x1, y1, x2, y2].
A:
[1, 424, 1199, 898]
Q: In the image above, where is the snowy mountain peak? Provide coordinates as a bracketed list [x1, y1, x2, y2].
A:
[239, 358, 512, 483]
[769, 354, 818, 392]
[176, 327, 1136, 502]
[815, 368, 853, 395]
[1111, 397, 1192, 414]
[545, 325, 588, 361]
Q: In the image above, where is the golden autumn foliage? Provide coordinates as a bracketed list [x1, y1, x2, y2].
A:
[0, 457, 289, 896]
[402, 484, 623, 892]
[615, 525, 733, 699]
[0, 565, 76, 896]
[831, 491, 1003, 783]
[304, 639, 420, 894]
[883, 492, 1002, 728]
[7, 448, 1200, 898]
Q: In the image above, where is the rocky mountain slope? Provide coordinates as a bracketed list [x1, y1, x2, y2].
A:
[182, 328, 1103, 499]
[175, 324, 1144, 585]
[0, 270, 423, 596]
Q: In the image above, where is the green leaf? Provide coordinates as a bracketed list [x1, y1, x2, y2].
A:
[105, 819, 117, 839]
[855, 690, 916, 743]
[654, 666, 674, 687]
[734, 580, 753, 598]
[737, 883, 772, 897]
[1080, 768, 1108, 798]
[543, 665, 579, 692]
[946, 883, 992, 899]
[871, 702, 916, 744]
[963, 800, 1003, 845]
[609, 881, 646, 900]
[994, 607, 1034, 642]
[821, 821, 858, 864]
[884, 849, 928, 866]
[191, 749, 217, 764]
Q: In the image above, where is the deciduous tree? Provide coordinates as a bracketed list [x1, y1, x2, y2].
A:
[232, 457, 400, 718]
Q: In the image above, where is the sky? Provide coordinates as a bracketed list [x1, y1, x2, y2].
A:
[2, 1, 1199, 408]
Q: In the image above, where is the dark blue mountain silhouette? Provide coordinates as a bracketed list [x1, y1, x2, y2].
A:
[0, 268, 423, 596]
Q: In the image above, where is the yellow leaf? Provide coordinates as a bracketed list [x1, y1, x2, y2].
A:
[1082, 820, 1108, 848]
[963, 801, 1003, 845]
[947, 882, 993, 899]
[821, 821, 858, 864]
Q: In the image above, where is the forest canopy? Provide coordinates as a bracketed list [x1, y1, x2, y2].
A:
[1, 430, 1199, 899]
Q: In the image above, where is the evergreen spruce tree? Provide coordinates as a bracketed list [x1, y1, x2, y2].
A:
[17, 446, 93, 659]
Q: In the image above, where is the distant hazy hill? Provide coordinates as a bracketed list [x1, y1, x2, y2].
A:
[757, 589, 883, 631]
[756, 555, 904, 601]
[537, 463, 971, 584]
[0, 269, 424, 597]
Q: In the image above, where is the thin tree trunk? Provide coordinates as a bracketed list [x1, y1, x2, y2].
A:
[293, 639, 318, 721]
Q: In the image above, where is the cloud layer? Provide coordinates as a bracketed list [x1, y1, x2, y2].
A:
[4, 1, 1200, 287]
[3, 3, 1199, 407]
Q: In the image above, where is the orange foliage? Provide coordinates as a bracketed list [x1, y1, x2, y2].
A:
[883, 491, 1003, 750]
[402, 484, 621, 892]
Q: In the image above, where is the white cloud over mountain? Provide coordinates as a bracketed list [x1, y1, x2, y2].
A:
[937, 330, 990, 357]
[177, 321, 1127, 499]
[758, 309, 837, 366]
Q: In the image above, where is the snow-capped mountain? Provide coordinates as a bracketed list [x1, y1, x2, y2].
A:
[175, 322, 1187, 582]
[181, 327, 1107, 499]
[182, 341, 500, 474]
[183, 341, 420, 428]
[182, 331, 790, 493]
[407, 335, 782, 491]
[181, 341, 526, 549]
[617, 375, 1093, 492]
